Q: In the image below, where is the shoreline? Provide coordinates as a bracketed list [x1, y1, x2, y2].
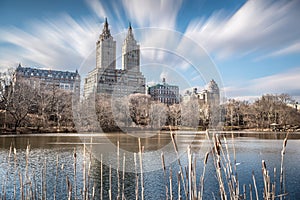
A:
[0, 130, 299, 138]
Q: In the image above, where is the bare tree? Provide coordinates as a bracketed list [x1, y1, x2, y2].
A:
[149, 101, 167, 129]
[167, 103, 181, 126]
[3, 80, 39, 133]
[95, 94, 116, 131]
[112, 96, 131, 128]
[181, 99, 200, 128]
[128, 94, 150, 126]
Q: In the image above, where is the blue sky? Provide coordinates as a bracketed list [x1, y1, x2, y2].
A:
[0, 0, 300, 102]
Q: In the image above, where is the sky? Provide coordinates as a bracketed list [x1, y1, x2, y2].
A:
[0, 0, 300, 102]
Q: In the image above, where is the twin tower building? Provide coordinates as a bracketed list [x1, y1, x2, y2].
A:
[84, 18, 146, 98]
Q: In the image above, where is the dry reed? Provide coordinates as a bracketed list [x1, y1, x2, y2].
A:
[134, 152, 139, 200]
[100, 154, 103, 200]
[138, 138, 144, 200]
[122, 152, 126, 200]
[0, 131, 292, 200]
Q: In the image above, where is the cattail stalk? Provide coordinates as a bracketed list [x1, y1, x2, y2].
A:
[272, 168, 276, 200]
[87, 156, 92, 200]
[169, 167, 173, 200]
[161, 152, 168, 199]
[33, 171, 37, 200]
[188, 146, 192, 200]
[249, 184, 253, 200]
[170, 131, 188, 198]
[73, 148, 77, 200]
[262, 160, 268, 199]
[122, 153, 126, 200]
[109, 164, 112, 200]
[92, 182, 95, 200]
[134, 153, 139, 200]
[213, 134, 226, 200]
[117, 141, 120, 200]
[177, 172, 181, 200]
[100, 154, 103, 200]
[19, 171, 23, 200]
[66, 176, 72, 200]
[83, 143, 86, 200]
[13, 148, 17, 200]
[40, 158, 47, 200]
[243, 184, 246, 199]
[280, 133, 288, 200]
[223, 137, 236, 198]
[138, 138, 144, 200]
[252, 171, 259, 200]
[200, 152, 209, 200]
[54, 154, 59, 200]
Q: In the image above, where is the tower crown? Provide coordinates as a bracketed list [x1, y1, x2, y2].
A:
[125, 22, 136, 42]
[122, 23, 140, 72]
[100, 18, 111, 40]
[96, 18, 116, 69]
[207, 79, 219, 93]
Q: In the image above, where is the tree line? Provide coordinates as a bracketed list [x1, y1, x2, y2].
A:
[0, 74, 74, 133]
[1, 70, 299, 133]
[222, 94, 300, 131]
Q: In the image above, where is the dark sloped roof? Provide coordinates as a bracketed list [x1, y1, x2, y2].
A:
[16, 65, 80, 80]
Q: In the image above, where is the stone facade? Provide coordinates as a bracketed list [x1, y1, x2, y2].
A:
[122, 23, 140, 72]
[183, 79, 220, 106]
[84, 19, 146, 98]
[14, 64, 81, 96]
[96, 18, 116, 70]
[148, 78, 180, 105]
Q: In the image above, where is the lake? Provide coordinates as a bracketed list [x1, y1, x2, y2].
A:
[0, 131, 299, 199]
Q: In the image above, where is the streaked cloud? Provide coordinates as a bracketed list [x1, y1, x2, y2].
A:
[264, 42, 300, 58]
[224, 67, 300, 101]
[0, 14, 99, 71]
[0, 0, 299, 101]
[185, 0, 300, 59]
[85, 0, 108, 20]
[122, 0, 182, 29]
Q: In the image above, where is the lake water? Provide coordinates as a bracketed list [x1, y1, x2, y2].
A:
[0, 132, 299, 199]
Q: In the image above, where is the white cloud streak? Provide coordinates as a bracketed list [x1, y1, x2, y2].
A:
[0, 14, 99, 71]
[224, 67, 300, 101]
[185, 0, 300, 59]
[85, 0, 108, 20]
[265, 42, 300, 58]
[121, 0, 182, 29]
[0, 0, 299, 101]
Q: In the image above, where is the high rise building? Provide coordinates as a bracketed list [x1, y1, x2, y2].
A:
[84, 19, 146, 98]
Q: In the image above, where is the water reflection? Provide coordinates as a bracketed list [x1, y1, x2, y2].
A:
[0, 132, 300, 199]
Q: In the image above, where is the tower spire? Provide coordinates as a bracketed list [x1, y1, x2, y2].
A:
[100, 17, 111, 40]
[122, 22, 139, 72]
[126, 22, 134, 40]
[105, 17, 108, 29]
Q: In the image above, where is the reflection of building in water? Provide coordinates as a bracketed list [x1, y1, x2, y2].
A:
[84, 19, 146, 98]
[14, 64, 81, 96]
[147, 78, 180, 105]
